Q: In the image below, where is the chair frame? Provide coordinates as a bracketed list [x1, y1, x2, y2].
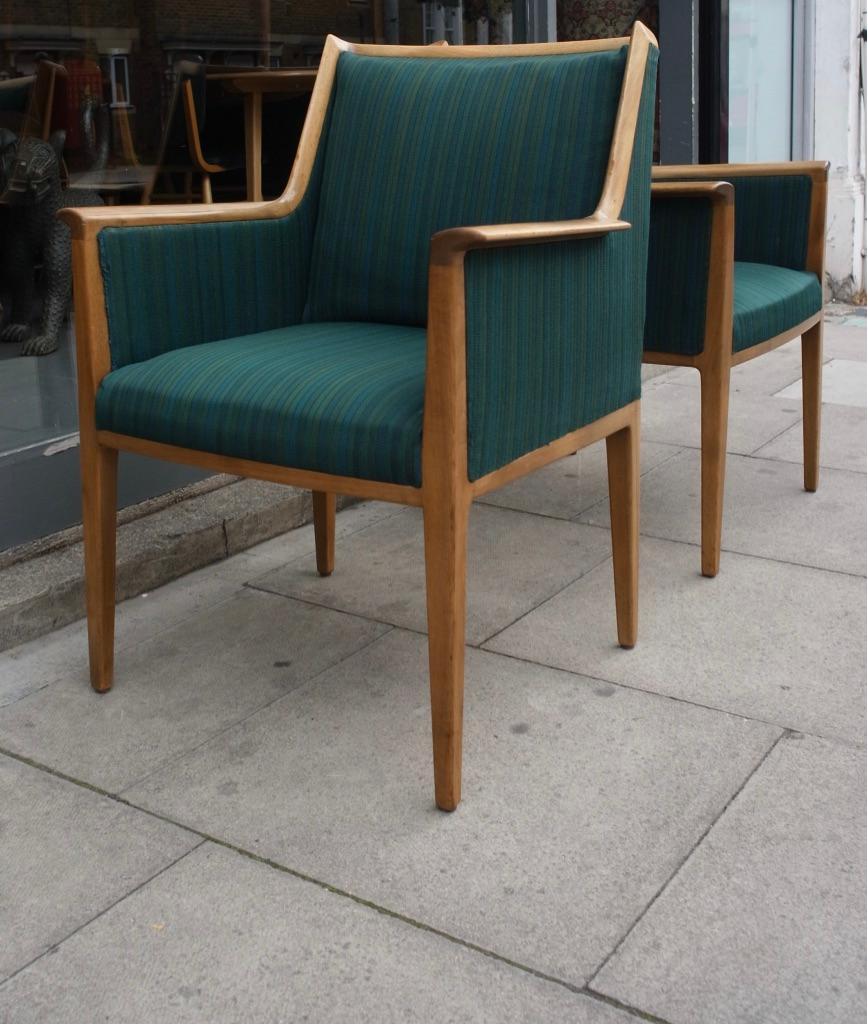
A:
[61, 26, 657, 811]
[644, 161, 828, 578]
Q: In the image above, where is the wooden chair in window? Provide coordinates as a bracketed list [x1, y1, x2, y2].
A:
[143, 58, 241, 204]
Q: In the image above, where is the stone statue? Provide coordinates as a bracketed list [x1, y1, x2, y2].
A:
[0, 128, 103, 356]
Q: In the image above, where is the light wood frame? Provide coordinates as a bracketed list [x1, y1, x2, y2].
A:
[61, 25, 657, 812]
[644, 161, 829, 578]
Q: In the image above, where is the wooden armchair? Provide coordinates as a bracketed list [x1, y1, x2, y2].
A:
[644, 162, 828, 577]
[61, 27, 658, 811]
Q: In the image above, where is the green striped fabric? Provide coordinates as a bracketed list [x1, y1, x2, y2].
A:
[306, 49, 630, 326]
[650, 171, 812, 271]
[733, 262, 822, 352]
[98, 207, 318, 370]
[727, 175, 812, 270]
[96, 322, 427, 485]
[643, 193, 713, 357]
[463, 50, 657, 480]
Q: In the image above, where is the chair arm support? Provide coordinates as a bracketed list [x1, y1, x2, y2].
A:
[58, 198, 286, 241]
[652, 161, 828, 184]
[652, 162, 828, 276]
[429, 214, 630, 266]
[644, 181, 734, 359]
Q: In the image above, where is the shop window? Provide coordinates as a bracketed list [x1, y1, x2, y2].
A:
[423, 3, 465, 44]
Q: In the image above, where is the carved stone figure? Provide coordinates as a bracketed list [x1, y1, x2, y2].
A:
[0, 128, 103, 356]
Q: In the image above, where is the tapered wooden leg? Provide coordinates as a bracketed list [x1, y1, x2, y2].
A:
[606, 404, 640, 648]
[699, 359, 731, 578]
[82, 442, 118, 693]
[312, 490, 336, 577]
[423, 493, 468, 812]
[802, 320, 823, 492]
[201, 174, 212, 204]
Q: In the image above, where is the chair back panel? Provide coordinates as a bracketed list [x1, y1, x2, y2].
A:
[305, 48, 629, 326]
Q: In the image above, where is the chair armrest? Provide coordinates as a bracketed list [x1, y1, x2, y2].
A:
[652, 162, 828, 276]
[58, 197, 283, 239]
[60, 197, 317, 382]
[644, 180, 734, 359]
[429, 213, 630, 265]
[425, 215, 644, 483]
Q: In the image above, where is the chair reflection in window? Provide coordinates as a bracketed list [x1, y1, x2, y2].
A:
[143, 58, 242, 204]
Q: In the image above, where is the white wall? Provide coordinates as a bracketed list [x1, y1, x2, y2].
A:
[813, 0, 864, 298]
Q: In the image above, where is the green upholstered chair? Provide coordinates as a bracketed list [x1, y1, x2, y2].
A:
[644, 162, 828, 577]
[62, 27, 658, 811]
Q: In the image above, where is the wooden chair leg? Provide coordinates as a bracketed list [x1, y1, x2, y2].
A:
[423, 493, 468, 812]
[201, 173, 212, 204]
[802, 320, 823, 492]
[82, 442, 118, 693]
[312, 490, 336, 577]
[606, 404, 639, 648]
[699, 360, 731, 578]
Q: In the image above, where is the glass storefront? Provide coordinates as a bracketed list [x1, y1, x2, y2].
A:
[728, 0, 794, 161]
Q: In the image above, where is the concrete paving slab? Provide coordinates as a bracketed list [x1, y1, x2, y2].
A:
[251, 505, 613, 645]
[213, 500, 403, 583]
[641, 382, 802, 454]
[579, 449, 867, 577]
[487, 536, 867, 745]
[0, 753, 197, 981]
[125, 630, 779, 985]
[821, 320, 867, 361]
[478, 439, 680, 520]
[593, 735, 867, 1024]
[659, 345, 813, 395]
[0, 843, 635, 1024]
[754, 402, 867, 474]
[776, 358, 867, 407]
[0, 589, 387, 792]
[0, 566, 240, 708]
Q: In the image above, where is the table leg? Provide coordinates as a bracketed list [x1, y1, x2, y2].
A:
[244, 92, 263, 201]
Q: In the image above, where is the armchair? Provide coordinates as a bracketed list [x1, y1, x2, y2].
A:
[644, 162, 828, 577]
[61, 27, 658, 811]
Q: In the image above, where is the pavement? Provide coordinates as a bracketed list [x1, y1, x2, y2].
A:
[1, 312, 865, 1023]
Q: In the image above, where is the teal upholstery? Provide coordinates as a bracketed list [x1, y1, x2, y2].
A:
[306, 49, 631, 326]
[733, 262, 822, 353]
[464, 52, 657, 480]
[95, 45, 657, 486]
[643, 194, 713, 357]
[95, 323, 427, 485]
[727, 175, 812, 270]
[99, 203, 318, 370]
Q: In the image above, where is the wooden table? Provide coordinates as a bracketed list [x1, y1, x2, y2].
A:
[208, 69, 317, 201]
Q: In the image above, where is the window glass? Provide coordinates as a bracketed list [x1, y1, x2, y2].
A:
[729, 0, 793, 161]
[0, 1, 510, 549]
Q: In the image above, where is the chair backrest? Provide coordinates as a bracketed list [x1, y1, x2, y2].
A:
[0, 61, 65, 141]
[166, 58, 207, 154]
[303, 33, 657, 326]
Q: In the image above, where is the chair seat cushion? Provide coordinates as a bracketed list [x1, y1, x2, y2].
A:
[733, 261, 822, 353]
[95, 322, 427, 486]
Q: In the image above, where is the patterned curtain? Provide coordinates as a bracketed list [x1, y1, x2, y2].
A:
[557, 1, 658, 41]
